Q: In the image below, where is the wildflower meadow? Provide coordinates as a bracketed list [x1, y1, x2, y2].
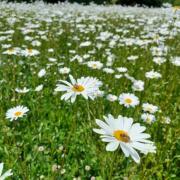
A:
[0, 1, 180, 179]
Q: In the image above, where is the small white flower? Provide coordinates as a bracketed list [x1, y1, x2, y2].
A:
[85, 165, 91, 171]
[15, 87, 30, 93]
[35, 84, 43, 92]
[142, 103, 158, 114]
[119, 93, 139, 108]
[106, 94, 118, 102]
[132, 80, 144, 91]
[48, 48, 54, 52]
[152, 57, 166, 65]
[103, 68, 114, 74]
[80, 41, 91, 47]
[87, 61, 103, 70]
[59, 67, 71, 74]
[127, 55, 138, 61]
[6, 105, 29, 121]
[171, 57, 180, 66]
[21, 49, 40, 57]
[145, 70, 161, 79]
[0, 163, 13, 180]
[115, 74, 123, 79]
[141, 113, 156, 124]
[116, 67, 127, 73]
[55, 75, 102, 103]
[38, 69, 46, 78]
[48, 58, 57, 62]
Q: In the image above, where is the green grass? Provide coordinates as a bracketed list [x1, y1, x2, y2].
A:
[0, 3, 180, 180]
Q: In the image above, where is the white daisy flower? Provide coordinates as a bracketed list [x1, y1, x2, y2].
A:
[6, 105, 29, 121]
[87, 61, 103, 70]
[2, 47, 20, 55]
[127, 55, 138, 61]
[55, 75, 102, 103]
[21, 49, 40, 57]
[35, 84, 43, 92]
[115, 74, 123, 79]
[0, 163, 13, 180]
[116, 67, 127, 73]
[106, 94, 118, 102]
[15, 87, 30, 93]
[145, 70, 162, 79]
[93, 114, 156, 163]
[152, 57, 166, 65]
[171, 57, 180, 66]
[59, 67, 71, 74]
[38, 69, 46, 78]
[132, 80, 144, 91]
[142, 103, 158, 114]
[119, 93, 139, 108]
[103, 68, 114, 74]
[141, 113, 156, 124]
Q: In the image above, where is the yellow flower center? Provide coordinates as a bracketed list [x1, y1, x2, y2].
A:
[125, 98, 132, 104]
[14, 111, 22, 117]
[28, 49, 33, 53]
[8, 48, 14, 52]
[173, 6, 180, 11]
[147, 107, 152, 112]
[113, 130, 130, 143]
[72, 84, 85, 92]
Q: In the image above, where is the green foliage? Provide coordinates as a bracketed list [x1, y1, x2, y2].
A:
[174, 0, 180, 5]
[115, 0, 163, 7]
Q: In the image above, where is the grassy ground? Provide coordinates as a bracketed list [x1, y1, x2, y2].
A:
[0, 2, 180, 180]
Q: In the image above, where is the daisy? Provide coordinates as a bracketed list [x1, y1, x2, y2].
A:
[119, 93, 139, 108]
[55, 75, 102, 103]
[141, 113, 156, 124]
[106, 94, 118, 102]
[38, 69, 46, 78]
[145, 70, 162, 79]
[59, 67, 71, 74]
[0, 163, 13, 180]
[132, 80, 144, 91]
[152, 57, 166, 65]
[103, 68, 114, 74]
[127, 55, 138, 61]
[6, 105, 29, 121]
[35, 84, 43, 92]
[21, 48, 40, 57]
[15, 87, 30, 93]
[142, 103, 158, 114]
[2, 47, 20, 55]
[93, 114, 156, 163]
[87, 61, 103, 70]
[171, 57, 180, 66]
[116, 67, 127, 73]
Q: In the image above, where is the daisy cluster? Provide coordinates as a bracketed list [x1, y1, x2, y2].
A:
[0, 1, 179, 179]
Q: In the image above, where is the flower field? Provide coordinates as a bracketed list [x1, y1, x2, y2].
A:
[0, 2, 180, 179]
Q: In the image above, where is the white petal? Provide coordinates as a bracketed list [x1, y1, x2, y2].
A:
[0, 169, 13, 180]
[95, 119, 112, 134]
[120, 142, 130, 157]
[106, 142, 119, 151]
[0, 163, 3, 176]
[123, 118, 133, 131]
[93, 128, 105, 135]
[126, 144, 140, 163]
[69, 75, 76, 84]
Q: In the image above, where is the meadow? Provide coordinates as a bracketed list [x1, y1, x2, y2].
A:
[0, 2, 180, 179]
